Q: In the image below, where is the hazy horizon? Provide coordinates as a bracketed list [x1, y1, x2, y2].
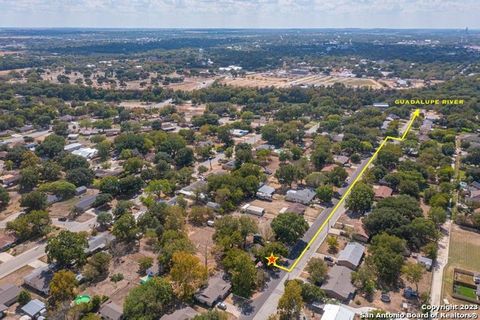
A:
[0, 0, 479, 29]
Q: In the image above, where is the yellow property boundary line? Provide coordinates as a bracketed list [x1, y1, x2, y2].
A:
[272, 109, 421, 272]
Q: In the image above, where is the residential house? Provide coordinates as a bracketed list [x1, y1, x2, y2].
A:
[280, 203, 307, 215]
[373, 185, 393, 200]
[178, 180, 208, 200]
[73, 194, 98, 213]
[230, 129, 249, 137]
[241, 204, 265, 217]
[320, 304, 355, 320]
[160, 122, 176, 131]
[256, 185, 275, 201]
[64, 142, 83, 152]
[285, 189, 316, 205]
[195, 273, 231, 307]
[24, 266, 54, 296]
[0, 233, 17, 251]
[160, 306, 199, 320]
[21, 299, 46, 319]
[99, 301, 123, 320]
[72, 147, 97, 159]
[334, 155, 350, 167]
[75, 186, 87, 196]
[0, 172, 21, 188]
[206, 202, 221, 212]
[321, 265, 356, 301]
[86, 233, 115, 255]
[337, 242, 365, 270]
[417, 256, 433, 271]
[0, 284, 21, 314]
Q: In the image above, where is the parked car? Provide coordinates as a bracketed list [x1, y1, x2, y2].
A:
[380, 293, 391, 303]
[217, 302, 227, 310]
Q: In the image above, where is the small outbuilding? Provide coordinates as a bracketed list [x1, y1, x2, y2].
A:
[337, 242, 365, 270]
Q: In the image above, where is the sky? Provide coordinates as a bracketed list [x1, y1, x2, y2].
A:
[0, 0, 479, 29]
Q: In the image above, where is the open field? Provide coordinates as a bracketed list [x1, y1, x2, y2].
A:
[442, 225, 480, 307]
[221, 73, 386, 89]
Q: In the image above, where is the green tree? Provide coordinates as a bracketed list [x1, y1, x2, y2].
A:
[271, 213, 308, 245]
[19, 167, 39, 191]
[83, 252, 111, 282]
[18, 290, 31, 306]
[278, 280, 303, 320]
[351, 265, 376, 298]
[36, 134, 65, 158]
[326, 236, 339, 253]
[169, 251, 207, 300]
[275, 164, 299, 187]
[46, 230, 88, 267]
[0, 186, 10, 209]
[6, 210, 51, 241]
[112, 213, 139, 243]
[193, 310, 228, 320]
[97, 212, 113, 228]
[402, 262, 424, 293]
[66, 167, 94, 187]
[306, 258, 328, 285]
[138, 256, 154, 275]
[346, 182, 374, 214]
[123, 277, 174, 320]
[20, 191, 47, 211]
[223, 249, 257, 298]
[316, 185, 333, 203]
[428, 207, 447, 227]
[49, 270, 77, 306]
[369, 233, 406, 285]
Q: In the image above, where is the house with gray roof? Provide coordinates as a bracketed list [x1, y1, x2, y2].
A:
[285, 189, 316, 205]
[160, 306, 199, 320]
[99, 301, 123, 320]
[86, 233, 115, 255]
[194, 272, 231, 307]
[256, 185, 275, 201]
[24, 266, 54, 296]
[337, 242, 365, 270]
[0, 284, 21, 312]
[21, 299, 46, 318]
[321, 265, 356, 301]
[73, 194, 98, 213]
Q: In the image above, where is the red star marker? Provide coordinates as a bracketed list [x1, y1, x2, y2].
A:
[265, 253, 279, 266]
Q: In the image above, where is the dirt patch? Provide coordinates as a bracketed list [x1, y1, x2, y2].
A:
[0, 265, 34, 286]
[187, 225, 216, 271]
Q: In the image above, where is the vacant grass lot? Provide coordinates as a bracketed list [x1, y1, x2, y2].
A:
[443, 225, 480, 305]
[454, 284, 478, 300]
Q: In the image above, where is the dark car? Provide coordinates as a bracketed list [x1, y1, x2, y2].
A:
[381, 293, 391, 303]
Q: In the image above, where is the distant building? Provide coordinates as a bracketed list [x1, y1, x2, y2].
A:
[73, 194, 98, 213]
[0, 173, 21, 188]
[256, 185, 275, 201]
[285, 189, 316, 205]
[160, 306, 199, 320]
[230, 129, 249, 137]
[241, 204, 265, 217]
[195, 272, 231, 307]
[333, 155, 349, 166]
[64, 142, 83, 152]
[206, 201, 221, 212]
[99, 301, 123, 320]
[373, 103, 389, 108]
[337, 242, 365, 270]
[72, 147, 97, 159]
[178, 180, 208, 200]
[75, 186, 87, 196]
[321, 265, 356, 301]
[161, 122, 176, 131]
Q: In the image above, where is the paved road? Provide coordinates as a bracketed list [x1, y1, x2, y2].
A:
[0, 215, 97, 280]
[430, 221, 451, 305]
[0, 243, 47, 279]
[3, 129, 51, 145]
[242, 159, 369, 320]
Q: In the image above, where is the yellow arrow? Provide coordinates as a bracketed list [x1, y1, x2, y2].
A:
[271, 108, 421, 272]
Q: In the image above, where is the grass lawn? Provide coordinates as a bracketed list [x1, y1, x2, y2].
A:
[443, 226, 480, 302]
[455, 284, 478, 300]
